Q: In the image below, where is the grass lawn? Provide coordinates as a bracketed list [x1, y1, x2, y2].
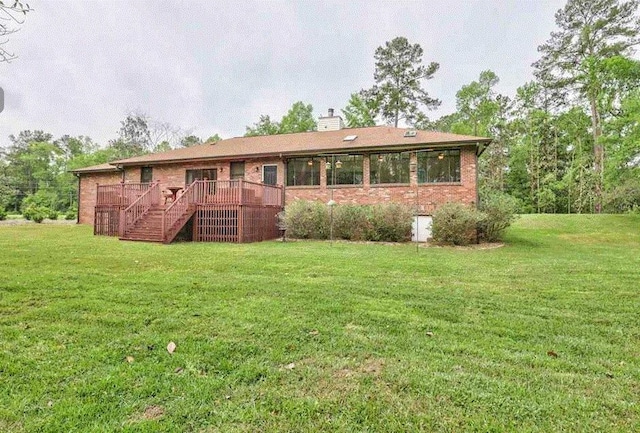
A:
[1, 215, 639, 432]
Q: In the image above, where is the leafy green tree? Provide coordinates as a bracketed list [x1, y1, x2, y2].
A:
[153, 141, 172, 152]
[341, 92, 379, 127]
[602, 88, 640, 210]
[245, 115, 281, 137]
[2, 132, 59, 196]
[180, 135, 202, 147]
[245, 102, 316, 136]
[363, 36, 440, 127]
[205, 134, 222, 143]
[108, 114, 152, 158]
[452, 71, 502, 136]
[279, 102, 317, 133]
[446, 71, 512, 194]
[534, 0, 640, 210]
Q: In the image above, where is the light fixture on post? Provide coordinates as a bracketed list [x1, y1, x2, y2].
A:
[307, 159, 314, 166]
[335, 160, 343, 169]
[325, 161, 331, 169]
[438, 153, 445, 160]
[378, 154, 384, 162]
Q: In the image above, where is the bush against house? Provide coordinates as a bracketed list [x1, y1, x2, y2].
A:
[284, 200, 331, 240]
[477, 191, 520, 242]
[432, 198, 518, 245]
[285, 200, 413, 242]
[431, 202, 482, 245]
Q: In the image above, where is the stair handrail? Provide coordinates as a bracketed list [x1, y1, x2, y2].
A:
[119, 181, 160, 237]
[162, 180, 200, 241]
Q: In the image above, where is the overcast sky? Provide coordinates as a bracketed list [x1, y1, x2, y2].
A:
[0, 0, 567, 147]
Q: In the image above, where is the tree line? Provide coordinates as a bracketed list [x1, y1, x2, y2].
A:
[0, 113, 220, 214]
[1, 0, 639, 215]
[245, 0, 640, 214]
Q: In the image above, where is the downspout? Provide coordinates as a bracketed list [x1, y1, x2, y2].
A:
[281, 157, 287, 208]
[75, 173, 81, 224]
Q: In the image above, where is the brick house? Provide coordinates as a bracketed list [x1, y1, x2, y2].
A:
[73, 111, 491, 243]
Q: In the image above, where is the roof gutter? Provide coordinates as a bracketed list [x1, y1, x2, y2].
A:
[112, 140, 492, 167]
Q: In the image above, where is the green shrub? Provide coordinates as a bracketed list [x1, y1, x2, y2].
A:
[431, 202, 481, 245]
[47, 209, 59, 220]
[21, 190, 58, 213]
[65, 208, 77, 220]
[477, 192, 519, 242]
[604, 179, 640, 213]
[0, 207, 7, 221]
[333, 205, 373, 241]
[285, 201, 414, 242]
[23, 205, 48, 223]
[284, 200, 330, 239]
[369, 203, 413, 242]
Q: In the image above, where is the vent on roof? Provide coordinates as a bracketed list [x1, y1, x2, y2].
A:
[404, 130, 417, 138]
[343, 135, 357, 141]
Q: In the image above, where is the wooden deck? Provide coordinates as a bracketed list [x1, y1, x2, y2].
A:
[94, 180, 283, 243]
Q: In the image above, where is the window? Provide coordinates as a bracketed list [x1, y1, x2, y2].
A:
[140, 167, 153, 183]
[417, 149, 461, 183]
[263, 165, 278, 185]
[327, 155, 363, 186]
[185, 168, 217, 185]
[370, 152, 410, 184]
[230, 162, 245, 180]
[286, 158, 320, 186]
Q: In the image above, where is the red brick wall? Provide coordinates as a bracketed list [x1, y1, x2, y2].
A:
[284, 146, 477, 215]
[78, 146, 477, 225]
[121, 158, 286, 188]
[78, 171, 122, 225]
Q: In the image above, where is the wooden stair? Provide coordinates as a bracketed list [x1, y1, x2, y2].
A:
[163, 205, 196, 244]
[120, 205, 165, 242]
[120, 204, 196, 243]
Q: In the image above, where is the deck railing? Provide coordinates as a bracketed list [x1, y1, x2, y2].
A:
[162, 180, 199, 242]
[161, 179, 284, 242]
[97, 182, 151, 206]
[119, 181, 160, 237]
[193, 179, 283, 206]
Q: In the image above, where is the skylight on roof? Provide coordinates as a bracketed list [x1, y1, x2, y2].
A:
[343, 135, 358, 141]
[404, 130, 417, 138]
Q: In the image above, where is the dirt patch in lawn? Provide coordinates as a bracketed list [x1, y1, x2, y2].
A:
[129, 405, 165, 423]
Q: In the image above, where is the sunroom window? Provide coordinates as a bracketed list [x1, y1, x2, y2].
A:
[286, 158, 320, 186]
[326, 155, 363, 186]
[369, 152, 410, 184]
[417, 149, 461, 183]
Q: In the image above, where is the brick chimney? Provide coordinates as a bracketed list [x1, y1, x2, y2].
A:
[318, 108, 344, 131]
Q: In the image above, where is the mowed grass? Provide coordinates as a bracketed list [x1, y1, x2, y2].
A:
[1, 215, 639, 432]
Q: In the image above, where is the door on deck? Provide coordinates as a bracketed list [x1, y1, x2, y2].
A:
[262, 165, 278, 185]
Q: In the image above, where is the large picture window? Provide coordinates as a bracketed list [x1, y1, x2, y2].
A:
[370, 152, 410, 184]
[417, 149, 461, 183]
[327, 155, 363, 186]
[287, 158, 320, 186]
[185, 168, 217, 185]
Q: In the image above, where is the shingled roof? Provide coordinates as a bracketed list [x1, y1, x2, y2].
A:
[77, 126, 491, 172]
[71, 162, 120, 173]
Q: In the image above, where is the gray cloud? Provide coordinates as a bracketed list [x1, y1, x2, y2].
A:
[0, 0, 565, 147]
